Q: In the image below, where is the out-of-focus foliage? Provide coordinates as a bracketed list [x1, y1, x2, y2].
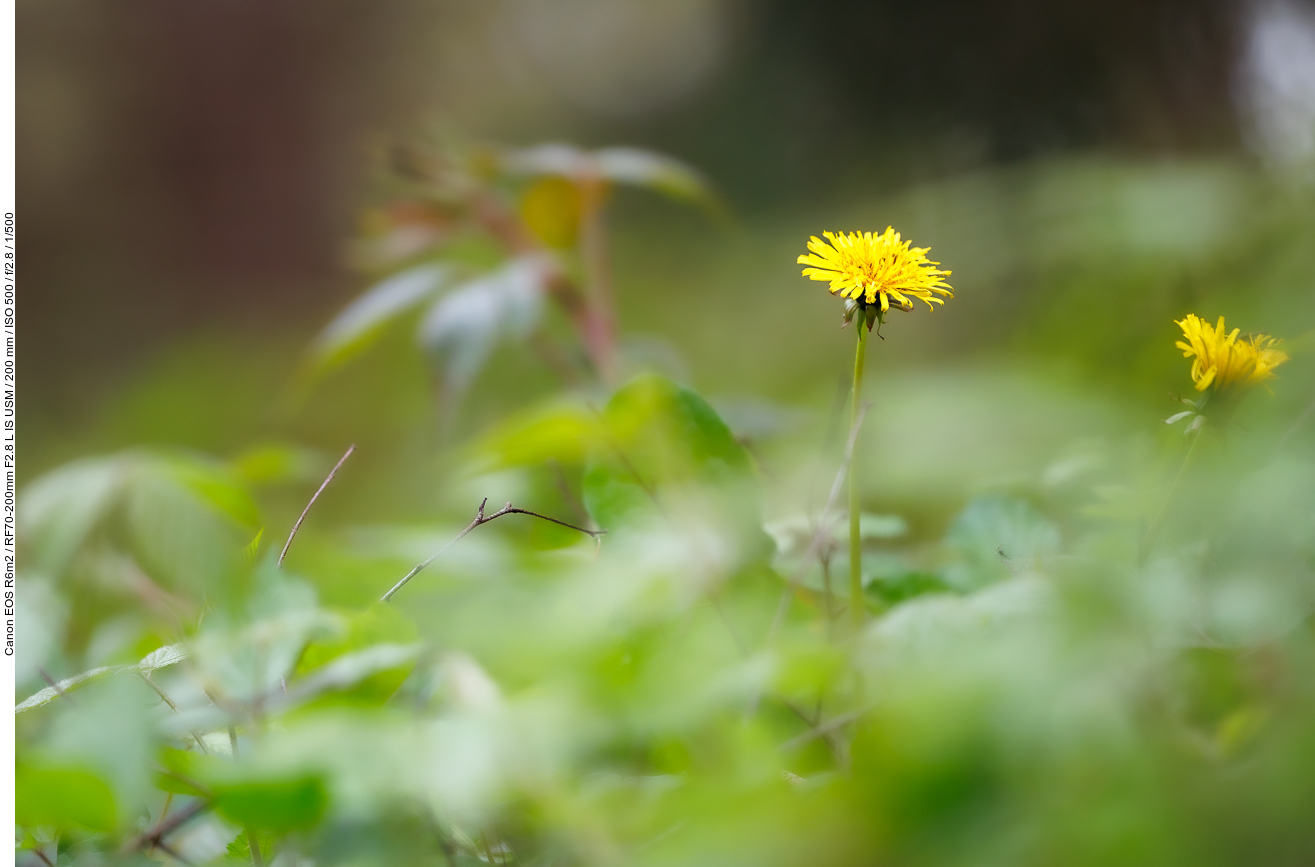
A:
[17, 136, 1315, 867]
[307, 140, 714, 418]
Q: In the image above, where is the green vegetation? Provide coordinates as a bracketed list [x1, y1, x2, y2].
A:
[17, 141, 1315, 865]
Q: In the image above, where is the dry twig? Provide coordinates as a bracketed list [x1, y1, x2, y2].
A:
[381, 498, 605, 602]
[278, 444, 356, 567]
[122, 798, 209, 858]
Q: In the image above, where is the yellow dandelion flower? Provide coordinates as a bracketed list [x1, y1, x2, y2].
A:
[1175, 313, 1288, 393]
[798, 228, 953, 315]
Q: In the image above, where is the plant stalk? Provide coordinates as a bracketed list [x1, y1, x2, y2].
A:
[1140, 427, 1203, 564]
[849, 320, 870, 631]
[578, 176, 618, 383]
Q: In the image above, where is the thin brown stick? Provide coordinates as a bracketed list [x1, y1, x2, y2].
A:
[381, 498, 606, 602]
[549, 459, 592, 526]
[152, 792, 175, 839]
[31, 849, 56, 867]
[278, 444, 356, 567]
[37, 667, 75, 706]
[578, 175, 618, 382]
[123, 798, 209, 855]
[424, 808, 461, 864]
[154, 838, 192, 865]
[142, 673, 237, 759]
[779, 709, 864, 752]
[157, 768, 213, 798]
[201, 685, 243, 722]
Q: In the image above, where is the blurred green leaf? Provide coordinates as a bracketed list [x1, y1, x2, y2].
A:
[501, 143, 716, 208]
[213, 774, 329, 832]
[868, 572, 955, 606]
[767, 512, 907, 561]
[943, 495, 1060, 590]
[230, 443, 332, 487]
[19, 451, 259, 594]
[138, 642, 186, 673]
[123, 455, 257, 593]
[42, 676, 156, 828]
[419, 256, 548, 407]
[310, 263, 451, 376]
[858, 513, 910, 540]
[584, 375, 771, 571]
[583, 374, 752, 523]
[15, 665, 118, 713]
[298, 605, 417, 670]
[594, 147, 714, 204]
[18, 456, 123, 577]
[284, 643, 420, 709]
[16, 763, 117, 832]
[472, 398, 604, 471]
[15, 643, 184, 713]
[295, 607, 418, 710]
[160, 454, 261, 530]
[157, 747, 210, 796]
[227, 829, 279, 863]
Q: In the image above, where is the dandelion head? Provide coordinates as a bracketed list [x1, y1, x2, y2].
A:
[1175, 314, 1288, 394]
[798, 228, 953, 327]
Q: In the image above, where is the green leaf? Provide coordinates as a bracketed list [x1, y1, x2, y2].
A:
[42, 675, 157, 824]
[228, 829, 279, 863]
[298, 605, 418, 672]
[418, 256, 548, 407]
[310, 263, 451, 376]
[19, 451, 260, 593]
[283, 643, 420, 709]
[594, 147, 714, 204]
[581, 376, 716, 526]
[471, 399, 605, 471]
[138, 643, 187, 673]
[187, 577, 336, 704]
[230, 443, 331, 487]
[16, 666, 119, 713]
[123, 456, 256, 593]
[157, 748, 211, 796]
[18, 456, 124, 577]
[943, 495, 1060, 590]
[867, 571, 955, 606]
[16, 763, 117, 832]
[501, 143, 716, 208]
[161, 455, 261, 530]
[293, 607, 420, 706]
[213, 774, 329, 832]
[583, 376, 768, 557]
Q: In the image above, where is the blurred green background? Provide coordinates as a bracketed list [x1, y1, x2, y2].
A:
[20, 0, 1313, 476]
[16, 1, 1315, 865]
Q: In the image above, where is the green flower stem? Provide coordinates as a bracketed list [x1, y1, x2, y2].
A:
[849, 320, 869, 631]
[1139, 426, 1203, 565]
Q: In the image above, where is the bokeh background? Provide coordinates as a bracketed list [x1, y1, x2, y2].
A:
[21, 0, 1315, 485]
